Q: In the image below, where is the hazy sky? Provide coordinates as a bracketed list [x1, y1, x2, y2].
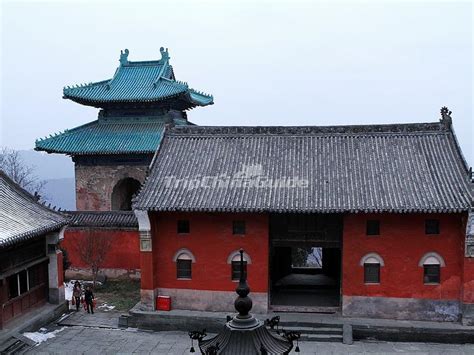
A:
[1, 1, 473, 166]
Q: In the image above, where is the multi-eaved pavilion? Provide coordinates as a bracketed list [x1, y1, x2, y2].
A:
[36, 47, 213, 212]
[35, 48, 213, 280]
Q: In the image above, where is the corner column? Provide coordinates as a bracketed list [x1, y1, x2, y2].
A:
[46, 226, 66, 304]
[135, 210, 157, 310]
[462, 212, 474, 325]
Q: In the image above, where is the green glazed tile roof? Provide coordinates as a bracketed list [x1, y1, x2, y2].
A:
[35, 117, 175, 155]
[63, 48, 213, 109]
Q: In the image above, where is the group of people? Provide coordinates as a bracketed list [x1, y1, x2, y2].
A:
[72, 281, 95, 314]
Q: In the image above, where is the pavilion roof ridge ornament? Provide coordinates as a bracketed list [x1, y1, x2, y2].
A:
[119, 48, 129, 66]
[153, 47, 171, 88]
[159, 47, 170, 62]
[440, 106, 453, 127]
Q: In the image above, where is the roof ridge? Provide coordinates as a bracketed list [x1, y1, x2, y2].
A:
[167, 122, 448, 136]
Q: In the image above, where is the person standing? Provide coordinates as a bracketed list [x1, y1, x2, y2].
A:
[84, 285, 95, 314]
[72, 281, 82, 312]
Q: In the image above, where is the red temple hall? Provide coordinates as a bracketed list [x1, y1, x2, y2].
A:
[35, 49, 474, 324]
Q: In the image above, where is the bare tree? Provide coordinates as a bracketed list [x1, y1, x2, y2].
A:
[74, 230, 112, 287]
[0, 147, 46, 199]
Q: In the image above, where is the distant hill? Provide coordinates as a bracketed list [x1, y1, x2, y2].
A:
[18, 150, 76, 210]
[19, 150, 74, 179]
[42, 177, 76, 210]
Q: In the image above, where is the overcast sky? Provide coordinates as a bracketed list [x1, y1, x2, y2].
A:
[1, 1, 473, 166]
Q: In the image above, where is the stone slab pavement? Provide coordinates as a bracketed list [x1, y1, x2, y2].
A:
[25, 326, 474, 354]
[58, 309, 121, 329]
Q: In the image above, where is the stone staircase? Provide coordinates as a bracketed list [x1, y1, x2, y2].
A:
[280, 322, 344, 342]
[265, 316, 345, 343]
[0, 334, 36, 354]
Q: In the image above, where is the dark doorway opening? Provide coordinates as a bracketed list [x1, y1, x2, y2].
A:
[111, 178, 141, 211]
[269, 214, 343, 312]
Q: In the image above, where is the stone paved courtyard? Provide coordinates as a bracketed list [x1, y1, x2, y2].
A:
[26, 325, 474, 354]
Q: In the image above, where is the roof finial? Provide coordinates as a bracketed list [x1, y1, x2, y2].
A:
[440, 106, 452, 127]
[160, 47, 170, 62]
[120, 49, 129, 66]
[441, 106, 453, 125]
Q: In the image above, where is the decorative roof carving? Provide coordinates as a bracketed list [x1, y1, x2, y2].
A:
[440, 106, 453, 127]
[119, 49, 129, 66]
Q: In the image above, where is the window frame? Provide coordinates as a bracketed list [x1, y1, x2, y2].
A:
[177, 220, 190, 234]
[176, 258, 192, 280]
[425, 219, 440, 235]
[423, 264, 440, 284]
[366, 220, 380, 236]
[364, 263, 380, 284]
[232, 220, 246, 235]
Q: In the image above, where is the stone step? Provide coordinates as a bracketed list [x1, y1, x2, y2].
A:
[279, 321, 343, 329]
[0, 337, 32, 355]
[300, 333, 343, 342]
[280, 325, 343, 335]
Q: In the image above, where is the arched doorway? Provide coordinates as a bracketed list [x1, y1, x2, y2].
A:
[111, 178, 141, 211]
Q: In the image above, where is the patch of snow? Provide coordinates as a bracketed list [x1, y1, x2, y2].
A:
[23, 327, 65, 345]
[56, 313, 70, 323]
[97, 303, 116, 311]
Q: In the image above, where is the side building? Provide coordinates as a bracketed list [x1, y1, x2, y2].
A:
[133, 109, 474, 323]
[0, 171, 68, 330]
[35, 48, 213, 279]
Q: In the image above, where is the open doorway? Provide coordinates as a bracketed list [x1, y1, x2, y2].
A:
[271, 246, 341, 309]
[111, 177, 141, 211]
[269, 214, 342, 312]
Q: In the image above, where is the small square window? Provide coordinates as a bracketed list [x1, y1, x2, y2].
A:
[425, 219, 440, 235]
[366, 220, 380, 236]
[177, 259, 192, 279]
[364, 263, 380, 283]
[423, 264, 440, 284]
[231, 260, 247, 281]
[177, 220, 190, 234]
[232, 221, 246, 235]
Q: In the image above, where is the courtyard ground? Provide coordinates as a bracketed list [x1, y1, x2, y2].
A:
[65, 279, 140, 313]
[23, 310, 474, 355]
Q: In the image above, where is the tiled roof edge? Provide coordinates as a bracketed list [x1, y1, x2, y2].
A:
[167, 122, 448, 136]
[0, 221, 68, 249]
[137, 206, 471, 213]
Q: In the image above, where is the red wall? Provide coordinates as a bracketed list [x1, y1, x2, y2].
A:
[61, 229, 140, 270]
[462, 258, 474, 303]
[149, 212, 269, 292]
[343, 213, 466, 301]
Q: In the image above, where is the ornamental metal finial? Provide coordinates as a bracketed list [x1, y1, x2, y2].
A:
[160, 47, 170, 62]
[120, 49, 129, 66]
[440, 106, 452, 127]
[234, 248, 252, 317]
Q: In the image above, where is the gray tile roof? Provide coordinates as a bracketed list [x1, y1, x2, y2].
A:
[0, 171, 68, 248]
[66, 211, 138, 228]
[134, 121, 473, 213]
